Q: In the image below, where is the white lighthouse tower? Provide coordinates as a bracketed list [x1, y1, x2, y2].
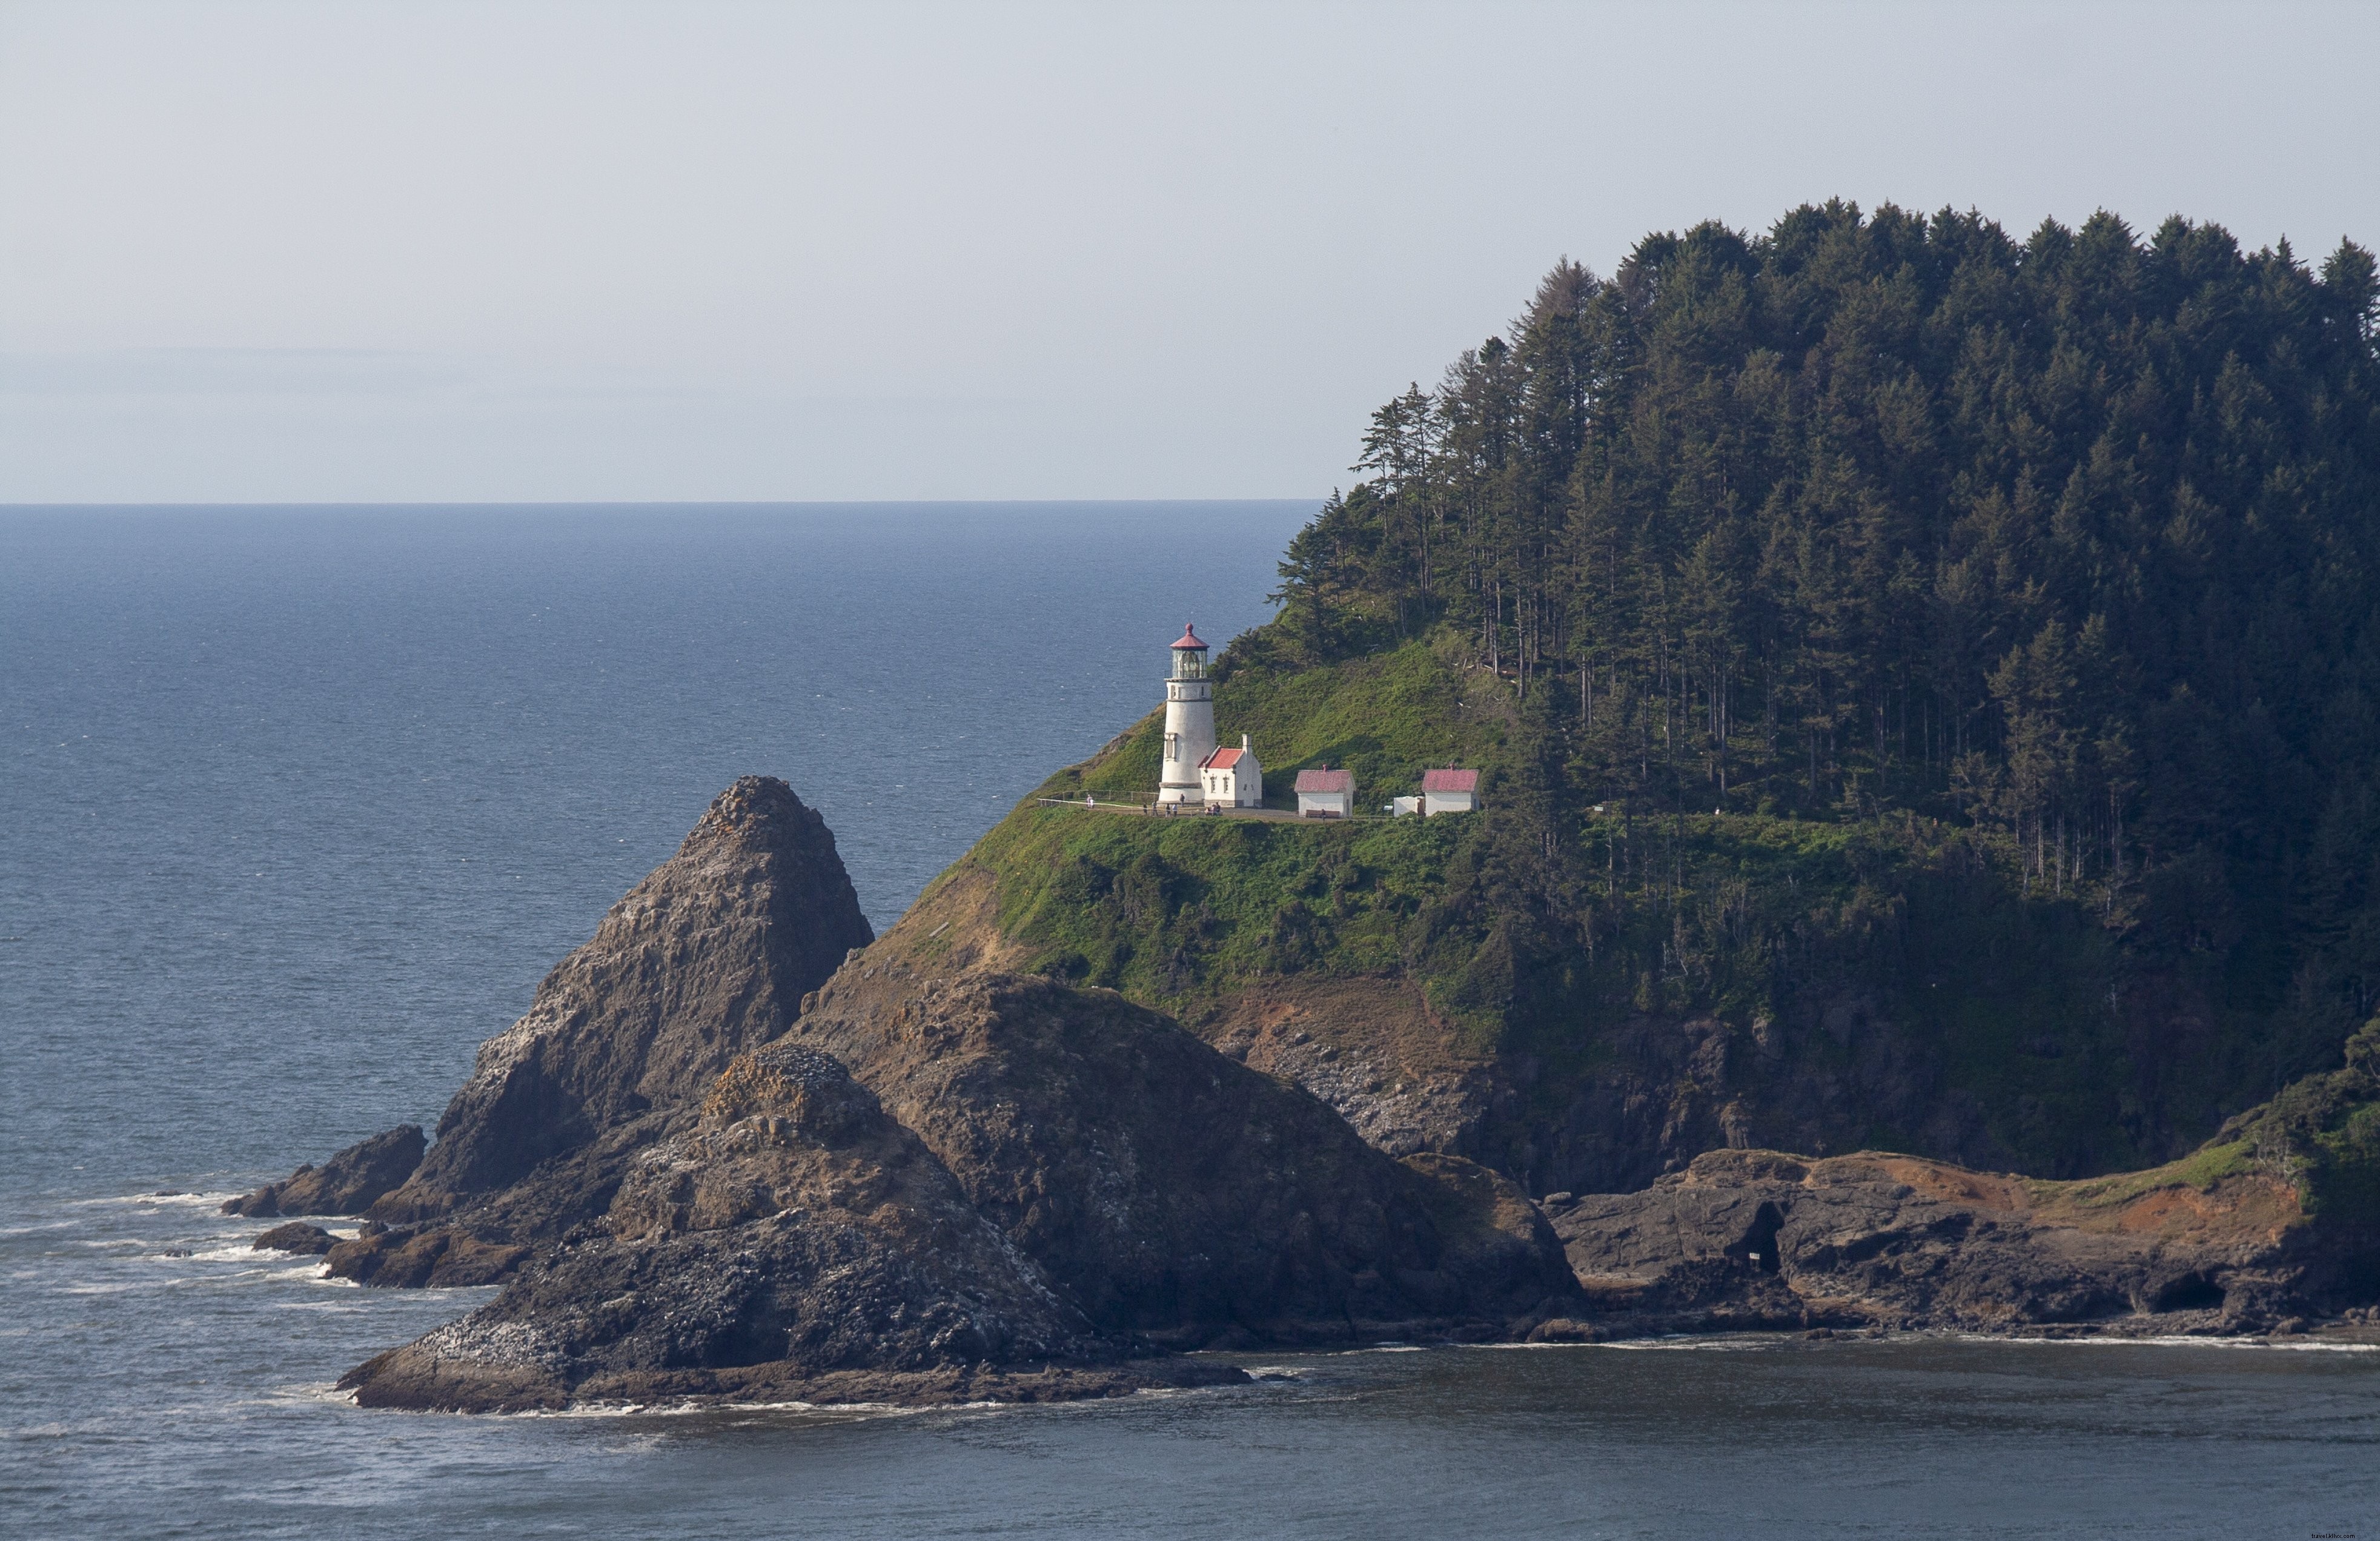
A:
[1158, 623, 1216, 805]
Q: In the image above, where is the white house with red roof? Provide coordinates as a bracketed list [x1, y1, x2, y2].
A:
[1157, 623, 1218, 806]
[1295, 765, 1354, 818]
[1421, 766, 1480, 815]
[1201, 734, 1262, 808]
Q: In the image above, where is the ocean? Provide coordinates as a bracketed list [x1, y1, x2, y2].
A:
[4, 502, 2376, 1539]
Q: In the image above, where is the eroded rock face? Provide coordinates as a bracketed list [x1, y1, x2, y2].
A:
[343, 1042, 1129, 1410]
[373, 777, 872, 1219]
[1538, 1148, 2315, 1341]
[1193, 989, 2037, 1201]
[789, 944, 1578, 1347]
[222, 1125, 424, 1218]
[1198, 979, 1502, 1162]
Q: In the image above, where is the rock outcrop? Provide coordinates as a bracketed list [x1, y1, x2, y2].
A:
[222, 1125, 424, 1218]
[251, 1221, 336, 1254]
[1536, 1146, 2322, 1340]
[786, 886, 1577, 1348]
[323, 1225, 531, 1288]
[330, 783, 1579, 1413]
[343, 1042, 1150, 1411]
[373, 777, 873, 1221]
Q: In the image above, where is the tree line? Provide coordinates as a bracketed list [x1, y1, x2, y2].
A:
[1255, 201, 2380, 1027]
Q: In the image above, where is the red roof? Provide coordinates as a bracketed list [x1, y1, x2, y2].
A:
[1202, 746, 1247, 770]
[1422, 768, 1479, 794]
[1295, 767, 1353, 794]
[1170, 624, 1208, 651]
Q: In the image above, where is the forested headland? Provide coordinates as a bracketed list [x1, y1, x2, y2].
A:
[967, 202, 2380, 1191]
[1241, 204, 2380, 1072]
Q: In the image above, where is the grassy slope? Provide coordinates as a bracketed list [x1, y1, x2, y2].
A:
[1048, 634, 1517, 810]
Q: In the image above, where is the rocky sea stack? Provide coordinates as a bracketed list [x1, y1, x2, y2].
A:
[239, 778, 1579, 1411]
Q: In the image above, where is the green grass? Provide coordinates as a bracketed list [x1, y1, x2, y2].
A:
[2040, 1139, 2256, 1210]
[969, 800, 1473, 1003]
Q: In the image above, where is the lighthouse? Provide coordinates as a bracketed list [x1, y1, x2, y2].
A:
[1157, 623, 1216, 805]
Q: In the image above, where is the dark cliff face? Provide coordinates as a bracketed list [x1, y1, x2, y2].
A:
[787, 913, 1577, 1347]
[373, 777, 872, 1219]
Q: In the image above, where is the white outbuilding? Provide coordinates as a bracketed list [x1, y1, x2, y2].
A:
[1422, 767, 1480, 815]
[1295, 766, 1355, 818]
[1201, 735, 1263, 808]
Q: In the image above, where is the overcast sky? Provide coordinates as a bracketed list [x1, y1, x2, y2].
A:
[1, 0, 2372, 504]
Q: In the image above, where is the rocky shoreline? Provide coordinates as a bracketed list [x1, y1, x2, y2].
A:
[1530, 1145, 2333, 1344]
[234, 779, 1576, 1412]
[232, 777, 2379, 1411]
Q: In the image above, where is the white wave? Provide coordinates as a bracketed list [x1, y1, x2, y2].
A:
[187, 1242, 280, 1263]
[512, 1396, 930, 1422]
[64, 1190, 242, 1211]
[1951, 1331, 2380, 1354]
[1586, 1333, 1795, 1351]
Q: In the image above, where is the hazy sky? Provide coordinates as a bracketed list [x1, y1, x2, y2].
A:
[2, 1, 2372, 503]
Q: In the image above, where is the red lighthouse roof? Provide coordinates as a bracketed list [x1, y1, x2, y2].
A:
[1170, 623, 1208, 651]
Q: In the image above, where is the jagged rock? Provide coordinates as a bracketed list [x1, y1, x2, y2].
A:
[251, 1221, 335, 1254]
[324, 1227, 531, 1288]
[372, 778, 872, 1221]
[1552, 1147, 2318, 1337]
[336, 798, 1581, 1411]
[222, 1125, 425, 1217]
[343, 1041, 1142, 1410]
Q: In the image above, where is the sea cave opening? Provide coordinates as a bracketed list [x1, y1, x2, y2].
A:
[1739, 1201, 1785, 1274]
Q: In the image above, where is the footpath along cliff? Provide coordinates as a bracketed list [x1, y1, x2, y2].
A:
[239, 778, 1575, 1411]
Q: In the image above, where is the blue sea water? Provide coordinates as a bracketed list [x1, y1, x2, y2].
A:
[3, 502, 2377, 1540]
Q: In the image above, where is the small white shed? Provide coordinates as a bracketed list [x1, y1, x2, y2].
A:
[1422, 767, 1480, 815]
[1295, 766, 1354, 818]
